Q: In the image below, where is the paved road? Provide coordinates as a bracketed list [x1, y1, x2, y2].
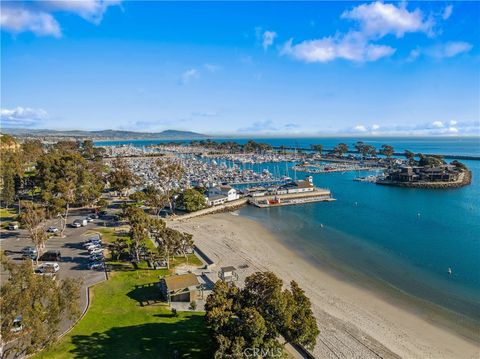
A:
[1, 208, 108, 335]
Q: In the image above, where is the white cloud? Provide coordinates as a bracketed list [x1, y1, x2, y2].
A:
[407, 48, 421, 62]
[442, 5, 453, 20]
[353, 125, 368, 132]
[431, 120, 444, 128]
[340, 121, 479, 136]
[407, 41, 472, 61]
[1, 107, 48, 127]
[0, 5, 61, 37]
[238, 119, 278, 133]
[0, 1, 120, 37]
[180, 68, 199, 84]
[441, 41, 473, 57]
[262, 30, 277, 50]
[281, 32, 395, 63]
[204, 63, 219, 73]
[43, 0, 121, 24]
[427, 41, 473, 59]
[341, 1, 434, 38]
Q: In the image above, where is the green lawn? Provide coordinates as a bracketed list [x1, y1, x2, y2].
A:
[0, 207, 17, 228]
[86, 227, 157, 252]
[35, 263, 214, 359]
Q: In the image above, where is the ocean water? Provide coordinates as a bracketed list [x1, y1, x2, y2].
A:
[97, 137, 480, 320]
[239, 159, 480, 321]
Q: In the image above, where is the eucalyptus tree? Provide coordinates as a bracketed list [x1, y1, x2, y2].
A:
[404, 150, 415, 164]
[205, 271, 319, 358]
[18, 202, 48, 265]
[153, 227, 182, 269]
[380, 144, 395, 158]
[144, 185, 169, 218]
[126, 206, 149, 262]
[0, 256, 80, 358]
[155, 158, 184, 214]
[333, 143, 349, 157]
[35, 145, 104, 236]
[107, 157, 137, 197]
[1, 168, 15, 208]
[310, 144, 323, 155]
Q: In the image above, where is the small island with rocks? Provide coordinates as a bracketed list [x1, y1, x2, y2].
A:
[377, 152, 472, 189]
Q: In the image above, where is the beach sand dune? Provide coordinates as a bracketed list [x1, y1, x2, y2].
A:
[169, 213, 480, 359]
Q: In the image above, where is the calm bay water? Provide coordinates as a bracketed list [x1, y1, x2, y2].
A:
[97, 137, 480, 320]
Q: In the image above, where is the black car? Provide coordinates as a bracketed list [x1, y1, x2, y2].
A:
[40, 250, 61, 261]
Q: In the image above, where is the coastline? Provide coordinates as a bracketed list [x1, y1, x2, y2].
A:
[169, 212, 480, 359]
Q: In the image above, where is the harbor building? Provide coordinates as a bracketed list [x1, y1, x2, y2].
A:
[276, 176, 315, 194]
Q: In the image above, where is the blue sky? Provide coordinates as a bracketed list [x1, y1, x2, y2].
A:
[1, 1, 479, 136]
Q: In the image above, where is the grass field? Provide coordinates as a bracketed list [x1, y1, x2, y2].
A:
[0, 207, 17, 228]
[35, 263, 214, 359]
[85, 227, 158, 252]
[85, 228, 204, 267]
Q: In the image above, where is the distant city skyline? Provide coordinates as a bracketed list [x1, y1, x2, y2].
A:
[1, 1, 479, 136]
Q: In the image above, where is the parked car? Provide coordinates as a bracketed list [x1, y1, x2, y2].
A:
[88, 261, 104, 270]
[40, 250, 61, 261]
[36, 262, 60, 273]
[71, 222, 81, 228]
[85, 242, 102, 250]
[47, 227, 59, 233]
[89, 253, 104, 261]
[89, 247, 104, 255]
[8, 222, 19, 230]
[21, 246, 37, 260]
[11, 316, 23, 333]
[84, 244, 101, 252]
[86, 216, 94, 223]
[84, 235, 102, 245]
[73, 219, 88, 227]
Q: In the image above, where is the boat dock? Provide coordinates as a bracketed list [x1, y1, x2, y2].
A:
[249, 189, 334, 208]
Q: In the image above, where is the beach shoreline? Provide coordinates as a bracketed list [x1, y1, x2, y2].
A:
[169, 212, 480, 359]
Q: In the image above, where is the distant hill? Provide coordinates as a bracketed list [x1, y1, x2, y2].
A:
[1, 128, 209, 140]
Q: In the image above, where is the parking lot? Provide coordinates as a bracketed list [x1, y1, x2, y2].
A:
[0, 208, 109, 333]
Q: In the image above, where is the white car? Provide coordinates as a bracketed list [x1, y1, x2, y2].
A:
[86, 217, 94, 223]
[89, 247, 104, 255]
[8, 222, 19, 230]
[71, 222, 81, 228]
[36, 262, 60, 273]
[47, 227, 59, 233]
[85, 243, 102, 250]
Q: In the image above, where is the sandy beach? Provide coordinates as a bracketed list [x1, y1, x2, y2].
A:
[169, 213, 480, 359]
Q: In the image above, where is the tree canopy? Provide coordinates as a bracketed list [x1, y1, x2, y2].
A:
[177, 188, 206, 212]
[205, 272, 319, 358]
[0, 256, 80, 358]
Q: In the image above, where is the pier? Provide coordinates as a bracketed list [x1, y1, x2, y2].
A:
[249, 189, 334, 208]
